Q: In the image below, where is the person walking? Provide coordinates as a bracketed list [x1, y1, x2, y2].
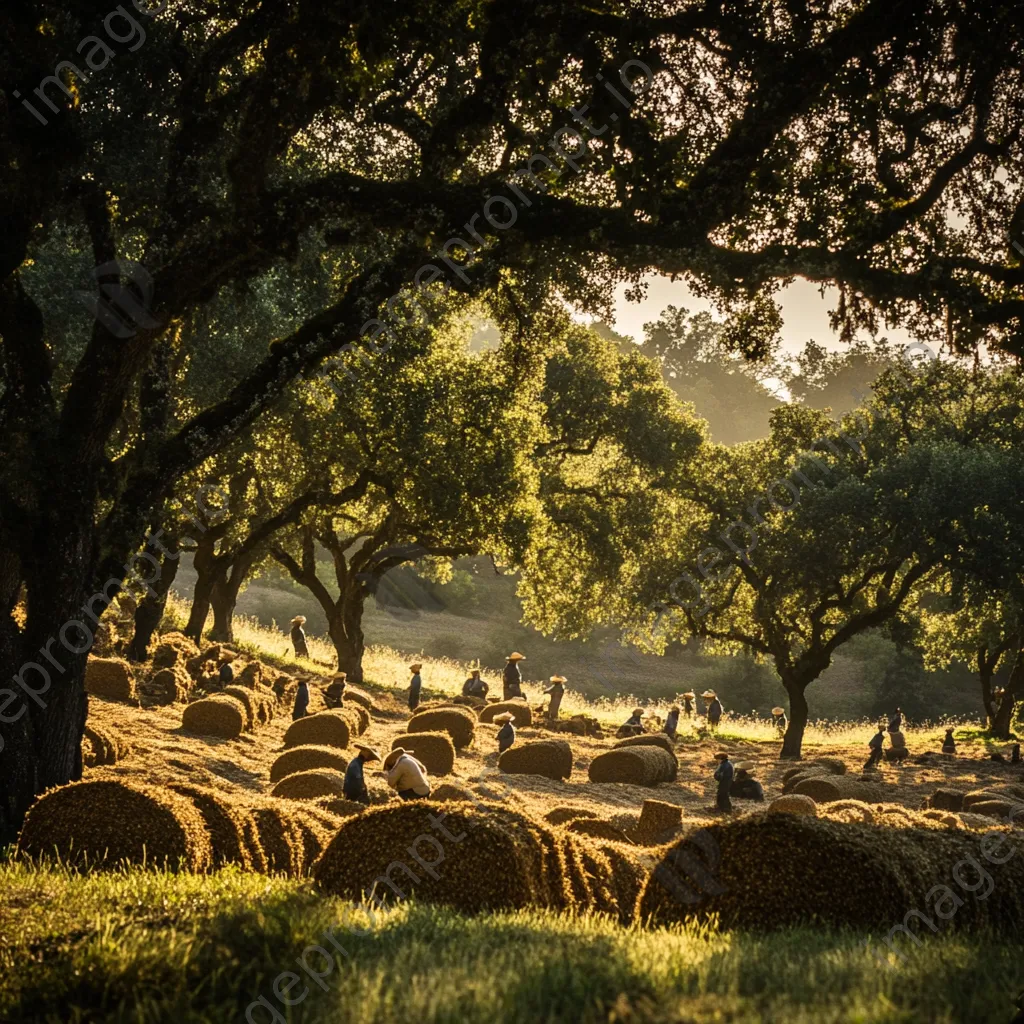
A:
[408, 663, 423, 712]
[681, 691, 695, 718]
[729, 760, 764, 802]
[384, 747, 431, 800]
[713, 751, 734, 812]
[325, 672, 347, 709]
[863, 724, 885, 770]
[495, 711, 516, 753]
[704, 690, 723, 731]
[343, 744, 380, 805]
[544, 675, 566, 721]
[664, 706, 680, 741]
[941, 727, 957, 754]
[772, 706, 787, 736]
[292, 678, 310, 721]
[290, 616, 309, 659]
[503, 652, 525, 700]
[888, 707, 902, 734]
[616, 708, 645, 739]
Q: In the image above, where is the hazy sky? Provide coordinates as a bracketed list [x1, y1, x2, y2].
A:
[605, 274, 916, 356]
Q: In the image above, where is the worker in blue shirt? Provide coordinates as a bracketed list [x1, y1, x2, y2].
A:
[343, 744, 380, 805]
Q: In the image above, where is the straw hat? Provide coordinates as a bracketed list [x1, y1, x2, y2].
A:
[290, 615, 306, 626]
[494, 712, 515, 723]
[409, 663, 422, 672]
[354, 743, 381, 761]
[714, 750, 731, 760]
[632, 707, 645, 716]
[733, 760, 755, 771]
[670, 706, 681, 714]
[332, 673, 347, 683]
[470, 668, 481, 676]
[507, 652, 525, 661]
[771, 706, 785, 716]
[549, 675, 567, 683]
[681, 691, 695, 700]
[702, 689, 717, 699]
[384, 748, 407, 769]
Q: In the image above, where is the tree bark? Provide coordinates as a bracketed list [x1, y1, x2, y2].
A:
[978, 647, 997, 727]
[209, 555, 253, 643]
[127, 544, 180, 661]
[992, 647, 1023, 740]
[185, 534, 217, 643]
[779, 678, 809, 759]
[327, 588, 366, 682]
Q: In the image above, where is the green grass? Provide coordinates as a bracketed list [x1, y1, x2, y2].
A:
[1, 861, 1022, 1024]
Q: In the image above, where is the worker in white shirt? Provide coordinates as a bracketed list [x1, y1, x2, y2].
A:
[383, 747, 431, 800]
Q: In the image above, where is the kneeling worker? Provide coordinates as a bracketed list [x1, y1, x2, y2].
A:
[617, 708, 645, 739]
[730, 760, 764, 802]
[384, 747, 431, 800]
[343, 743, 380, 805]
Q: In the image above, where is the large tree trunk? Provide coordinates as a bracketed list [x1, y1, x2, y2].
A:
[208, 555, 252, 643]
[184, 534, 216, 643]
[327, 589, 366, 682]
[779, 678, 809, 759]
[127, 543, 180, 661]
[978, 648, 997, 727]
[992, 648, 1023, 740]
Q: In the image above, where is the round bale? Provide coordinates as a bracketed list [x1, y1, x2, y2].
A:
[168, 783, 256, 870]
[243, 801, 306, 876]
[391, 732, 455, 776]
[635, 799, 684, 841]
[313, 803, 575, 914]
[270, 745, 350, 784]
[430, 783, 478, 803]
[283, 711, 352, 750]
[85, 657, 137, 703]
[18, 779, 211, 871]
[927, 787, 967, 812]
[271, 769, 348, 801]
[478, 701, 533, 728]
[150, 665, 191, 705]
[767, 794, 818, 817]
[613, 735, 678, 780]
[408, 707, 476, 749]
[588, 746, 675, 786]
[792, 775, 890, 805]
[498, 739, 573, 781]
[223, 685, 260, 731]
[340, 687, 376, 712]
[317, 797, 368, 817]
[182, 695, 245, 739]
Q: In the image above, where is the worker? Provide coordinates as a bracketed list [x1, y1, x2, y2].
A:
[941, 728, 957, 754]
[462, 669, 488, 698]
[343, 744, 380, 805]
[384, 747, 431, 800]
[408, 662, 423, 712]
[863, 724, 885, 770]
[324, 672, 347, 709]
[289, 615, 309, 659]
[503, 651, 525, 700]
[888, 706, 903, 734]
[617, 708, 645, 739]
[705, 690, 723, 731]
[681, 691, 695, 718]
[772, 706, 787, 736]
[888, 729, 909, 764]
[495, 711, 516, 752]
[292, 678, 310, 720]
[544, 675, 566, 721]
[664, 706, 680, 741]
[713, 751, 734, 812]
[730, 760, 765, 802]
[217, 660, 234, 688]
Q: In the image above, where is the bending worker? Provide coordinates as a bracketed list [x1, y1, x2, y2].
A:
[384, 747, 431, 800]
[343, 743, 380, 805]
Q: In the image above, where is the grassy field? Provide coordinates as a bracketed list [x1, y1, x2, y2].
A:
[2, 860, 1022, 1024]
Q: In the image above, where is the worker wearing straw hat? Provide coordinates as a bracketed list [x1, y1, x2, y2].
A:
[681, 691, 695, 718]
[664, 706, 681, 741]
[462, 668, 488, 699]
[384, 747, 431, 799]
[325, 672, 347, 709]
[617, 707, 645, 739]
[730, 760, 764, 802]
[503, 652, 525, 700]
[772, 706, 788, 736]
[289, 615, 309, 659]
[863, 724, 885, 771]
[888, 706, 903, 734]
[713, 751, 734, 812]
[544, 675, 566, 721]
[292, 677, 310, 720]
[408, 663, 423, 712]
[343, 743, 380, 805]
[495, 711, 516, 753]
[704, 690, 722, 731]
